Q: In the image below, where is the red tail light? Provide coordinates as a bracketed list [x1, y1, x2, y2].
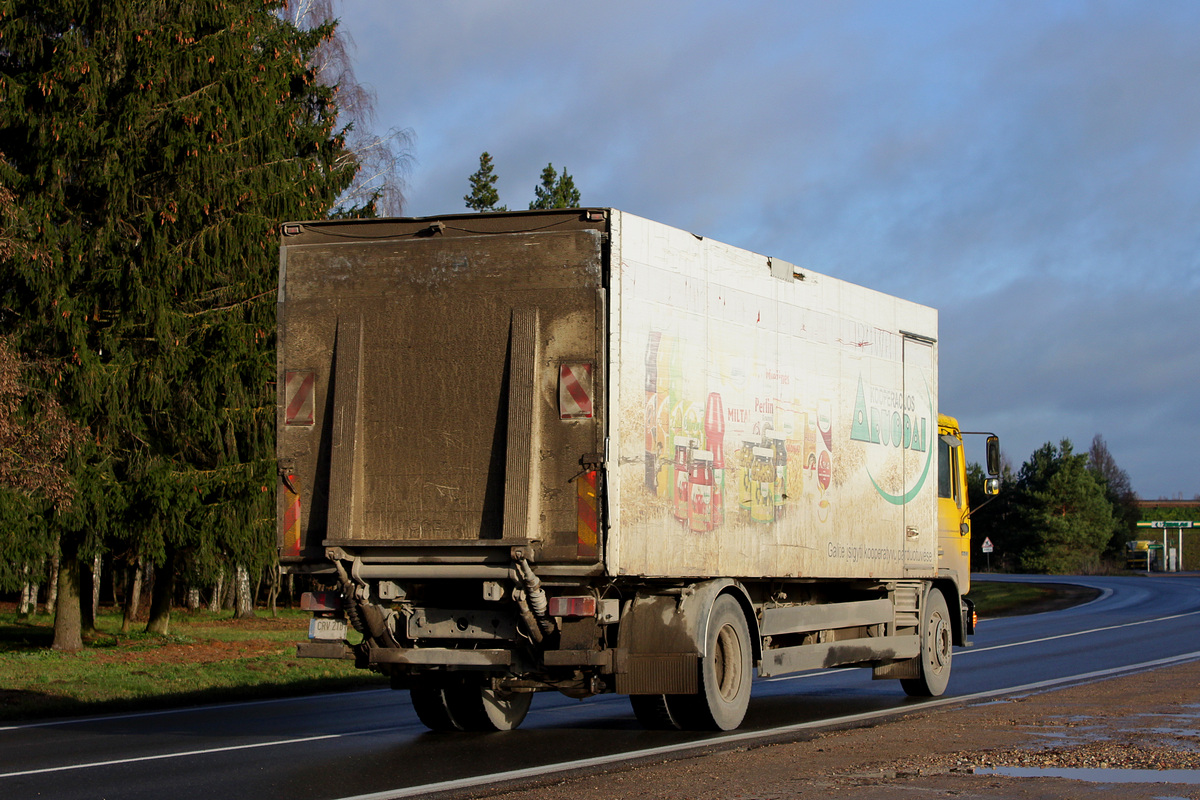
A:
[548, 596, 597, 618]
[301, 591, 342, 612]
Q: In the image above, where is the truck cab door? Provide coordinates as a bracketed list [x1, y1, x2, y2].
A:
[936, 426, 970, 593]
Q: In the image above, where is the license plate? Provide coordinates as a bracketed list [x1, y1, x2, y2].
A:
[308, 618, 348, 641]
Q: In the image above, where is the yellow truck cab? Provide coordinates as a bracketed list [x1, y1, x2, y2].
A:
[938, 414, 1000, 597]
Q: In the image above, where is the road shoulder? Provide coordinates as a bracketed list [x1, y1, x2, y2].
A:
[484, 658, 1200, 800]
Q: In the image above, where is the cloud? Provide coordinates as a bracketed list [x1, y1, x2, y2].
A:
[941, 279, 1200, 497]
[336, 0, 1200, 497]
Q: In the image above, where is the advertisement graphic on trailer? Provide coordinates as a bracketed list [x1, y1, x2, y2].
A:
[641, 328, 931, 534]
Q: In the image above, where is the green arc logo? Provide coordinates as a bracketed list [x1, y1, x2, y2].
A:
[852, 377, 934, 506]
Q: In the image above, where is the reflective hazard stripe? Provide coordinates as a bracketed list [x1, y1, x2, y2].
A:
[559, 364, 594, 419]
[577, 470, 598, 559]
[285, 370, 315, 425]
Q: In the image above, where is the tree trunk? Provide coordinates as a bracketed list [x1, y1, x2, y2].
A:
[209, 569, 224, 614]
[52, 536, 83, 652]
[80, 552, 98, 633]
[92, 553, 102, 624]
[46, 539, 60, 612]
[266, 562, 279, 619]
[221, 570, 235, 611]
[121, 558, 144, 634]
[19, 565, 32, 616]
[145, 549, 175, 636]
[233, 563, 256, 619]
[186, 586, 200, 611]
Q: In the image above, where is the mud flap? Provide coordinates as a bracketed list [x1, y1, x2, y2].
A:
[614, 580, 751, 695]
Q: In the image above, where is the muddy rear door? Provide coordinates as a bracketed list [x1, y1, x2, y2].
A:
[277, 212, 608, 566]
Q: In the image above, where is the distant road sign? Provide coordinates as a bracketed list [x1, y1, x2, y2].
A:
[1136, 521, 1195, 529]
[981, 537, 994, 553]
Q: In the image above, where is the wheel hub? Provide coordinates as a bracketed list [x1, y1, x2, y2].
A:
[931, 617, 950, 669]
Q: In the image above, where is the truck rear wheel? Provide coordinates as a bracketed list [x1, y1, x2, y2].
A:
[901, 588, 952, 697]
[666, 594, 752, 731]
[411, 678, 532, 732]
[629, 694, 679, 729]
[445, 680, 532, 731]
[410, 683, 464, 732]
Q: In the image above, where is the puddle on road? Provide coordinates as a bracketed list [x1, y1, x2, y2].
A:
[977, 766, 1200, 785]
[1012, 708, 1200, 751]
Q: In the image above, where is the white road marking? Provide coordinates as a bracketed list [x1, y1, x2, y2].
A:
[964, 609, 1200, 655]
[762, 608, 1200, 683]
[5, 605, 1199, 787]
[0, 688, 394, 732]
[331, 651, 1200, 800]
[0, 726, 405, 779]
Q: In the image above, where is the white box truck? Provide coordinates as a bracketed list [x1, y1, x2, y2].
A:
[276, 209, 1000, 731]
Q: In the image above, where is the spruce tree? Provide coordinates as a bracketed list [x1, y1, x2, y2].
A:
[1012, 440, 1115, 574]
[464, 151, 506, 212]
[0, 1, 357, 647]
[529, 162, 581, 209]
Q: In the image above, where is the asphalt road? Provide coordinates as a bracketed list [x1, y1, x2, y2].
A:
[3, 574, 1198, 800]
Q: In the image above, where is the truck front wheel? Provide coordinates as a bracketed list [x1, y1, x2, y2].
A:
[666, 594, 752, 731]
[901, 588, 952, 697]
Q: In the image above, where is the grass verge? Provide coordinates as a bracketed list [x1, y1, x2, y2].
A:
[0, 607, 383, 722]
[969, 579, 1100, 618]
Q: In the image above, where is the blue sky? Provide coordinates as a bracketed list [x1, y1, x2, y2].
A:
[334, 0, 1199, 499]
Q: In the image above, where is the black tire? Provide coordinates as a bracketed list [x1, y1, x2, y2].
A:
[444, 679, 532, 731]
[666, 594, 752, 731]
[629, 694, 681, 730]
[901, 588, 952, 698]
[410, 683, 465, 732]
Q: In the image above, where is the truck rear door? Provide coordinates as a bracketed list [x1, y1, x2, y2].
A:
[277, 212, 608, 565]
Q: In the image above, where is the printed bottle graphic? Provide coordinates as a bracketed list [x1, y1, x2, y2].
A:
[771, 431, 788, 516]
[788, 411, 807, 498]
[738, 440, 756, 517]
[751, 446, 776, 524]
[818, 396, 833, 452]
[655, 336, 675, 500]
[704, 392, 725, 527]
[688, 450, 714, 533]
[644, 331, 662, 493]
[673, 438, 691, 523]
[804, 415, 818, 478]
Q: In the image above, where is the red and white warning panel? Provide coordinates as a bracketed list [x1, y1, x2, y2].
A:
[284, 370, 315, 426]
[558, 363, 594, 420]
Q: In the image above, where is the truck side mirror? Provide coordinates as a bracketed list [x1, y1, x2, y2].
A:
[985, 435, 1001, 477]
[984, 477, 1000, 496]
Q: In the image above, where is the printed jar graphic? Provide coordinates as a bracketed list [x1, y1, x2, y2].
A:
[688, 450, 714, 533]
[751, 446, 776, 524]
